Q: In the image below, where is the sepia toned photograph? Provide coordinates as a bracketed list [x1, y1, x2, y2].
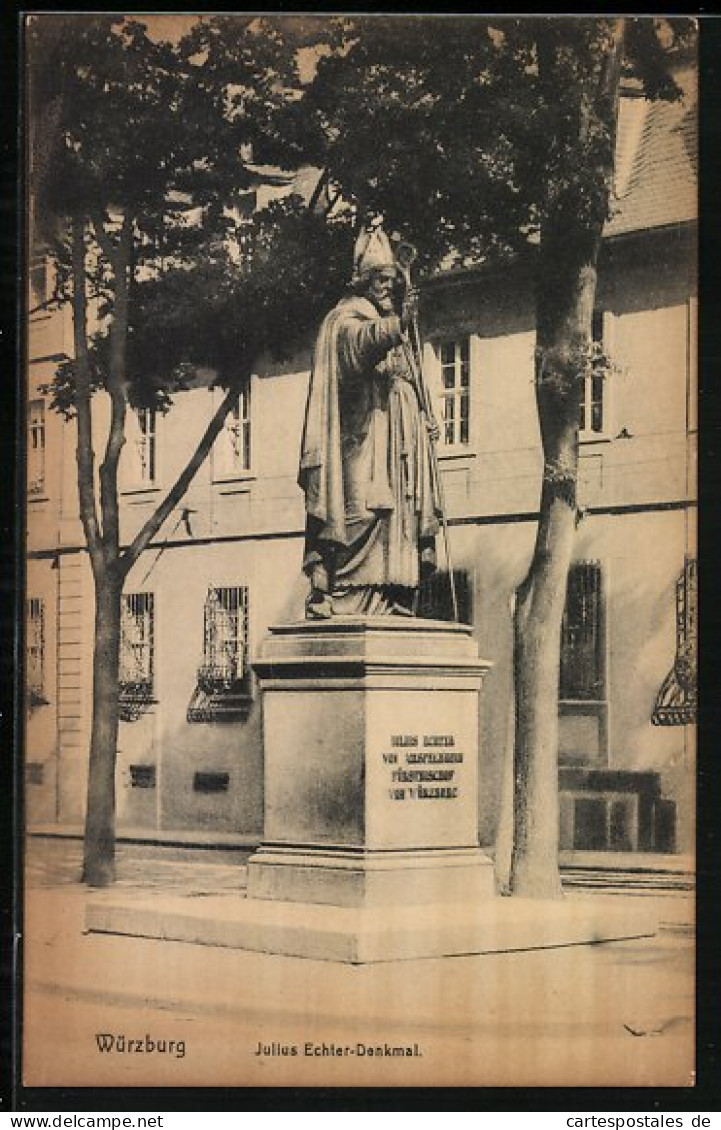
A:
[23, 13, 697, 1091]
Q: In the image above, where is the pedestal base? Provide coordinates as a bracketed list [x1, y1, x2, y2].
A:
[249, 618, 495, 912]
[86, 893, 658, 964]
[247, 845, 495, 907]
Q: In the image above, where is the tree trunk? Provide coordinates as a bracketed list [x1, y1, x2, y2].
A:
[78, 376, 248, 885]
[509, 238, 600, 899]
[82, 565, 122, 886]
[510, 432, 577, 898]
[508, 21, 626, 897]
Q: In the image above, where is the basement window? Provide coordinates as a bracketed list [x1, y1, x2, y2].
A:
[129, 764, 156, 789]
[193, 771, 230, 794]
[26, 762, 44, 785]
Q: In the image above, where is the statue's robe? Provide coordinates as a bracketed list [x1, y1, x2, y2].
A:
[299, 295, 441, 613]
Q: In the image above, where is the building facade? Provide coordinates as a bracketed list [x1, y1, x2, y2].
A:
[26, 74, 697, 863]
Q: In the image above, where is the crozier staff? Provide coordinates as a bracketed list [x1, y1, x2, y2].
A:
[298, 221, 442, 619]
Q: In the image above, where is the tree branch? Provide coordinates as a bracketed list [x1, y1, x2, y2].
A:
[599, 18, 626, 173]
[90, 208, 120, 267]
[70, 214, 103, 567]
[308, 167, 329, 214]
[119, 377, 249, 576]
[28, 299, 58, 318]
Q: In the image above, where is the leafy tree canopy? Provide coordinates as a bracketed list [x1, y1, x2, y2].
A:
[30, 14, 695, 418]
[29, 14, 354, 415]
[289, 16, 694, 272]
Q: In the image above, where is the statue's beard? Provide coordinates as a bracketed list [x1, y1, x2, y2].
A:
[372, 294, 395, 315]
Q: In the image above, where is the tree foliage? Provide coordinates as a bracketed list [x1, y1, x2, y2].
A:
[28, 14, 352, 407]
[291, 16, 690, 273]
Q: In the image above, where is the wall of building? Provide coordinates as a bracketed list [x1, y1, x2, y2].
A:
[25, 224, 696, 854]
[116, 534, 305, 834]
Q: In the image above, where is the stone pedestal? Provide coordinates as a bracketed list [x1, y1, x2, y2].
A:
[85, 617, 659, 963]
[246, 617, 495, 909]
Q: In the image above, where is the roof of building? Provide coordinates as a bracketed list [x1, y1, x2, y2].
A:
[251, 69, 698, 252]
[605, 70, 697, 237]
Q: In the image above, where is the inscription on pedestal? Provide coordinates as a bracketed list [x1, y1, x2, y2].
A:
[255, 624, 491, 855]
[384, 735, 462, 801]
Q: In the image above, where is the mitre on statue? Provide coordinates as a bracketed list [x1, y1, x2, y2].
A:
[352, 219, 397, 281]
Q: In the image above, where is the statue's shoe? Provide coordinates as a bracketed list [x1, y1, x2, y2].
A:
[388, 602, 414, 617]
[305, 596, 333, 620]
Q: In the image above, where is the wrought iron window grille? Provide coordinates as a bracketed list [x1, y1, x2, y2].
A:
[188, 586, 253, 723]
[560, 560, 606, 702]
[27, 597, 47, 712]
[119, 593, 155, 722]
[652, 558, 697, 726]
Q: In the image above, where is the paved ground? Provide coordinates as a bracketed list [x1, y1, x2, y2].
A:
[20, 836, 696, 1091]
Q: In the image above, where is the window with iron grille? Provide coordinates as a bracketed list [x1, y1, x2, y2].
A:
[28, 400, 46, 495]
[27, 597, 46, 705]
[579, 311, 608, 437]
[560, 561, 605, 700]
[437, 338, 470, 447]
[134, 408, 157, 484]
[418, 569, 473, 626]
[214, 388, 251, 477]
[120, 593, 155, 704]
[199, 586, 250, 693]
[652, 557, 697, 726]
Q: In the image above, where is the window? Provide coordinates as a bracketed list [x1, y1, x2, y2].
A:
[30, 253, 49, 310]
[26, 762, 45, 785]
[214, 388, 251, 477]
[187, 586, 252, 722]
[200, 586, 249, 691]
[27, 597, 46, 707]
[437, 338, 470, 447]
[559, 768, 676, 854]
[560, 561, 605, 701]
[418, 569, 473, 626]
[652, 558, 697, 726]
[129, 764, 156, 789]
[132, 408, 157, 485]
[28, 400, 46, 495]
[193, 771, 230, 794]
[570, 794, 636, 852]
[120, 593, 155, 720]
[579, 311, 610, 438]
